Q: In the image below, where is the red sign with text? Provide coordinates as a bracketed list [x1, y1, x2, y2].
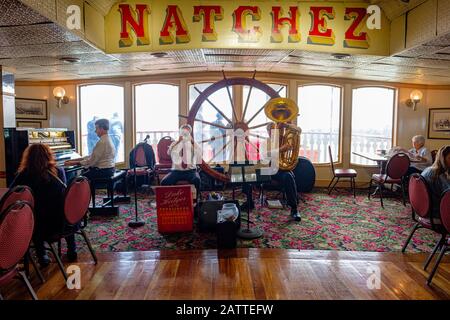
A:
[155, 185, 193, 233]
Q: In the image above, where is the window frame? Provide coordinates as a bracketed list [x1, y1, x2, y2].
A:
[77, 83, 126, 165]
[350, 85, 397, 167]
[297, 83, 344, 167]
[133, 81, 180, 148]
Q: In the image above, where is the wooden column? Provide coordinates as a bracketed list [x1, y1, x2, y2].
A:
[0, 67, 16, 187]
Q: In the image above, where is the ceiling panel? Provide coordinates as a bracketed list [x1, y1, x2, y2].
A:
[0, 23, 80, 47]
[0, 0, 50, 26]
[0, 41, 99, 59]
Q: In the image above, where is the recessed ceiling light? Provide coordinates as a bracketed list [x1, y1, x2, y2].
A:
[151, 52, 168, 58]
[331, 53, 351, 60]
[59, 57, 80, 63]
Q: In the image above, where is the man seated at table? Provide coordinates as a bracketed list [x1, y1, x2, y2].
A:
[64, 118, 116, 180]
[396, 135, 432, 175]
[160, 124, 202, 196]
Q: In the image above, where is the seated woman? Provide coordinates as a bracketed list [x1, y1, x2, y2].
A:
[10, 144, 77, 266]
[421, 145, 450, 220]
[161, 124, 202, 195]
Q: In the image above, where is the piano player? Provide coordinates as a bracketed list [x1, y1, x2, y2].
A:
[64, 118, 116, 181]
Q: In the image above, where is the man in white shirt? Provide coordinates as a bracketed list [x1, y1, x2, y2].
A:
[65, 118, 116, 180]
[160, 124, 202, 194]
[407, 135, 433, 174]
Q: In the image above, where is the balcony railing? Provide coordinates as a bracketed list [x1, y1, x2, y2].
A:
[82, 131, 391, 166]
[135, 130, 390, 165]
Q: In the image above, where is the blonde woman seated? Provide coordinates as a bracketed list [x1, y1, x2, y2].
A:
[421, 145, 450, 218]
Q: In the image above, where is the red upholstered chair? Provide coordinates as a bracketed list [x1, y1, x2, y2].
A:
[45, 176, 97, 281]
[402, 174, 447, 272]
[0, 185, 34, 212]
[0, 186, 44, 284]
[155, 136, 175, 184]
[327, 146, 357, 199]
[0, 201, 37, 300]
[368, 152, 410, 208]
[426, 189, 450, 285]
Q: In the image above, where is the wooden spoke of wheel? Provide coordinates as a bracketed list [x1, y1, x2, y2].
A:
[222, 71, 238, 121]
[248, 132, 268, 140]
[249, 122, 271, 130]
[200, 134, 227, 144]
[193, 86, 233, 125]
[207, 140, 231, 164]
[242, 85, 253, 123]
[180, 114, 230, 130]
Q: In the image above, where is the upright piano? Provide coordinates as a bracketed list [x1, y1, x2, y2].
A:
[4, 128, 82, 185]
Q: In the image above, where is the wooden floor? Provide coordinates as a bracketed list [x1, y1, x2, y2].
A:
[4, 249, 450, 300]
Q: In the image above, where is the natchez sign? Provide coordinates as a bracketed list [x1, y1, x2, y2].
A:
[105, 1, 390, 56]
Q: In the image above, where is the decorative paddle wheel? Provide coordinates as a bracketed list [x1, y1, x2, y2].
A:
[184, 73, 284, 182]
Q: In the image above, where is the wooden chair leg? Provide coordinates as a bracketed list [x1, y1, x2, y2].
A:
[402, 222, 419, 252]
[18, 271, 38, 300]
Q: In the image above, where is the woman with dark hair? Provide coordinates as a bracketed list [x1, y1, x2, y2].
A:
[10, 143, 77, 266]
[421, 145, 450, 218]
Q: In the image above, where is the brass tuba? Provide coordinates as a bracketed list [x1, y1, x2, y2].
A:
[264, 97, 301, 171]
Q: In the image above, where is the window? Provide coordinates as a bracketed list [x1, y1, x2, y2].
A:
[351, 87, 395, 165]
[297, 85, 341, 164]
[188, 83, 234, 164]
[79, 84, 124, 163]
[242, 84, 286, 161]
[135, 84, 179, 153]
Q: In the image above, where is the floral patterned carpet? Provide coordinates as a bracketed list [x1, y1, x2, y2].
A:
[78, 188, 439, 253]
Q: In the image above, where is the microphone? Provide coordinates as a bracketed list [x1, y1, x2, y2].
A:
[144, 135, 150, 143]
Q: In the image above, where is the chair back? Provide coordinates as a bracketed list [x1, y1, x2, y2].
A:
[0, 185, 34, 212]
[431, 150, 438, 163]
[386, 152, 410, 179]
[131, 143, 148, 167]
[157, 136, 174, 164]
[328, 146, 335, 173]
[408, 174, 432, 219]
[440, 189, 450, 233]
[0, 201, 34, 270]
[64, 176, 91, 225]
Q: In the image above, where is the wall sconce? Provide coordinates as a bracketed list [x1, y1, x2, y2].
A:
[405, 90, 423, 111]
[53, 87, 69, 108]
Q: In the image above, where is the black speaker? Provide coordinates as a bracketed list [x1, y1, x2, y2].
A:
[198, 199, 241, 232]
[293, 156, 316, 192]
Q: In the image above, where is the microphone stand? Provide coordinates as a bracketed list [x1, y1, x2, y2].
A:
[128, 137, 148, 228]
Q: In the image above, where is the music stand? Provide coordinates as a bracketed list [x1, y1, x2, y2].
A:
[128, 141, 147, 228]
[229, 163, 267, 239]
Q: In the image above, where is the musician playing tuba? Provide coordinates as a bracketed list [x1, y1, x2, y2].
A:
[243, 97, 302, 222]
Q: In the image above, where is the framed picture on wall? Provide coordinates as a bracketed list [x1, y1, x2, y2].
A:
[15, 98, 48, 120]
[16, 120, 42, 128]
[428, 108, 450, 139]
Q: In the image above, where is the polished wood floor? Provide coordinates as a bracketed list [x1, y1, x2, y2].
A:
[3, 249, 449, 300]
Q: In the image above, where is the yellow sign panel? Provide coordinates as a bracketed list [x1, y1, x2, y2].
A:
[105, 1, 390, 56]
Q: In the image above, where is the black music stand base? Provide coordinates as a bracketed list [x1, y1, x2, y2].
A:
[237, 181, 263, 240]
[128, 220, 145, 228]
[238, 227, 262, 239]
